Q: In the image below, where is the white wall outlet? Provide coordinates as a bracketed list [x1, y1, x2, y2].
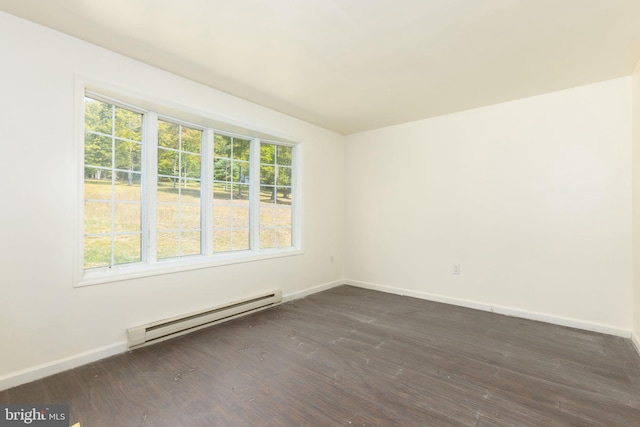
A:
[330, 255, 334, 264]
[453, 264, 461, 275]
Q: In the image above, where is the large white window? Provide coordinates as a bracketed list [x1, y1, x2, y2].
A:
[80, 92, 299, 285]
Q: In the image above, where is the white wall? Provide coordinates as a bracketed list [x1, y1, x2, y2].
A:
[345, 77, 633, 334]
[0, 12, 344, 387]
[633, 59, 640, 351]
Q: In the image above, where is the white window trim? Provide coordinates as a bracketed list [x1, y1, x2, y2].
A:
[73, 75, 303, 288]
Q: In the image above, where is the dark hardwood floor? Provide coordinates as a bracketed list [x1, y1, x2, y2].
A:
[2, 285, 640, 426]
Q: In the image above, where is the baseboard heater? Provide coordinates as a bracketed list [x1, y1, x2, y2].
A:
[127, 290, 282, 349]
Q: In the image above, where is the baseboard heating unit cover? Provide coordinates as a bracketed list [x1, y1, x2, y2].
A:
[127, 290, 282, 349]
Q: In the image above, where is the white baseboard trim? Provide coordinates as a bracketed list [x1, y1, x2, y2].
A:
[0, 341, 127, 392]
[283, 279, 344, 302]
[632, 332, 640, 358]
[345, 279, 632, 339]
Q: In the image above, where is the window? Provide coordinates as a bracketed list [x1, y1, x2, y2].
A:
[260, 143, 293, 248]
[213, 134, 251, 252]
[157, 120, 203, 259]
[80, 92, 299, 284]
[83, 98, 143, 269]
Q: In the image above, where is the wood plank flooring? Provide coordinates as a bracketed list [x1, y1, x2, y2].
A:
[2, 285, 640, 426]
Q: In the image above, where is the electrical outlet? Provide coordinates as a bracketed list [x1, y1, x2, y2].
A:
[330, 255, 334, 264]
[452, 264, 461, 275]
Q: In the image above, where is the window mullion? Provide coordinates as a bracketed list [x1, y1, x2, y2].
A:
[143, 111, 159, 264]
[202, 128, 214, 256]
[291, 144, 301, 249]
[110, 105, 116, 267]
[249, 138, 261, 252]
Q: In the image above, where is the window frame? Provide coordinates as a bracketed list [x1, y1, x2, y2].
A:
[74, 78, 303, 287]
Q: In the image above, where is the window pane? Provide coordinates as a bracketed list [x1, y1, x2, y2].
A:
[213, 158, 232, 182]
[115, 107, 142, 141]
[260, 207, 275, 227]
[114, 234, 141, 265]
[182, 127, 202, 154]
[277, 166, 292, 186]
[84, 172, 112, 200]
[260, 185, 276, 203]
[184, 154, 201, 179]
[260, 144, 275, 164]
[157, 232, 179, 259]
[84, 235, 111, 269]
[276, 228, 292, 248]
[180, 179, 200, 204]
[114, 203, 141, 233]
[181, 205, 201, 230]
[260, 165, 275, 185]
[233, 161, 250, 183]
[275, 207, 292, 227]
[213, 205, 231, 228]
[115, 141, 141, 171]
[84, 98, 112, 134]
[213, 183, 231, 201]
[84, 202, 111, 235]
[276, 190, 292, 206]
[157, 179, 180, 203]
[157, 204, 179, 231]
[232, 207, 249, 228]
[232, 229, 250, 251]
[158, 148, 179, 177]
[84, 134, 112, 168]
[214, 134, 231, 157]
[260, 228, 276, 249]
[213, 230, 232, 252]
[180, 231, 201, 256]
[231, 184, 249, 203]
[276, 145, 292, 166]
[232, 138, 250, 160]
[158, 121, 179, 149]
[113, 175, 141, 201]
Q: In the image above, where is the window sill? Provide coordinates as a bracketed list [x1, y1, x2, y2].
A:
[75, 248, 303, 288]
